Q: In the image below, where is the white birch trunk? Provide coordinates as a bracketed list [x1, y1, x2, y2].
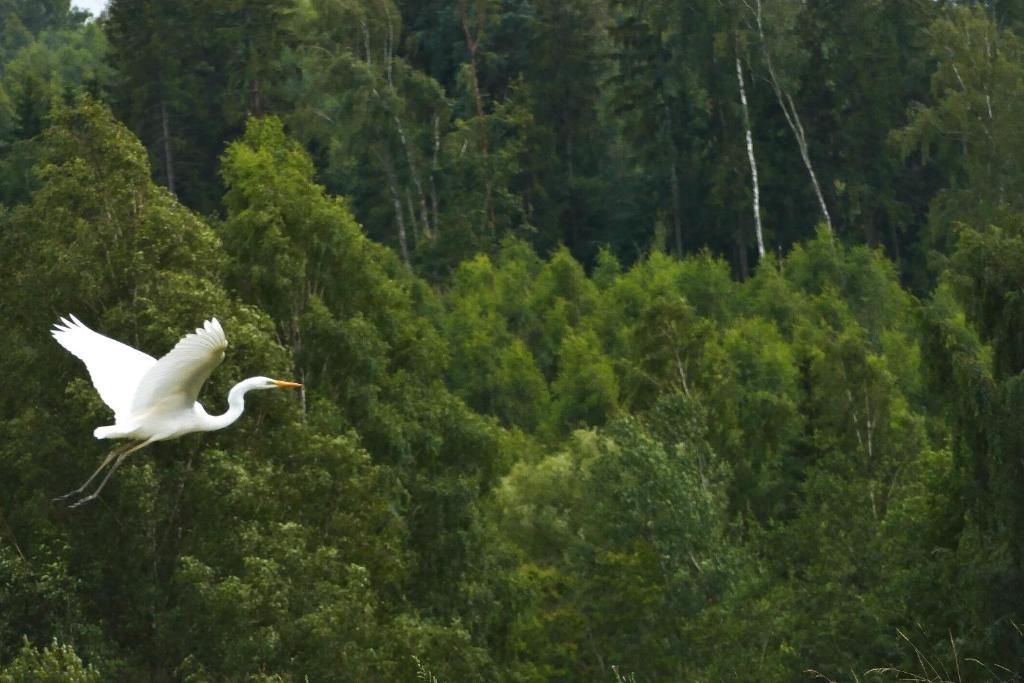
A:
[753, 0, 832, 237]
[381, 152, 411, 266]
[430, 113, 441, 233]
[735, 53, 765, 260]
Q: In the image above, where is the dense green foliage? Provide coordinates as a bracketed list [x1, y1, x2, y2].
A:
[4, 0, 1024, 680]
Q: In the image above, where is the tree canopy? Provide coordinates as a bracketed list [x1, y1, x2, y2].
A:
[3, 1, 1024, 680]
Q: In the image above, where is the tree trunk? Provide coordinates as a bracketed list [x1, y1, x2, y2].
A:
[669, 156, 683, 257]
[888, 218, 902, 271]
[458, 0, 494, 233]
[381, 151, 411, 266]
[250, 75, 262, 116]
[736, 52, 765, 261]
[382, 7, 432, 241]
[664, 106, 683, 257]
[159, 96, 175, 195]
[753, 0, 832, 237]
[394, 113, 433, 240]
[430, 113, 441, 233]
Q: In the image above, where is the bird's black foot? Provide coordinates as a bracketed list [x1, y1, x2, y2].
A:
[52, 489, 86, 503]
[67, 494, 99, 509]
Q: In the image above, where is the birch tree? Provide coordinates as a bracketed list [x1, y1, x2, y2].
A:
[284, 0, 448, 266]
[897, 6, 1024, 250]
[735, 49, 765, 260]
[106, 0, 293, 212]
[745, 0, 833, 236]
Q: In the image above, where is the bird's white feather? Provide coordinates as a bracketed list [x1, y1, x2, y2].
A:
[129, 318, 228, 416]
[53, 315, 300, 506]
[51, 315, 157, 422]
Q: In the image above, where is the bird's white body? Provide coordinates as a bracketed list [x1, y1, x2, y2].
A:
[93, 377, 270, 441]
[93, 402, 220, 441]
[51, 315, 300, 506]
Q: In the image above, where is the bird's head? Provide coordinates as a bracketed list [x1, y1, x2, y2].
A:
[252, 376, 303, 391]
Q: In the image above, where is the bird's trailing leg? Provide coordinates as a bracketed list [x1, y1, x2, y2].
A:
[53, 440, 138, 503]
[63, 439, 156, 509]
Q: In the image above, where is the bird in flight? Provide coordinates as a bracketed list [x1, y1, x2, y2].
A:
[51, 315, 301, 508]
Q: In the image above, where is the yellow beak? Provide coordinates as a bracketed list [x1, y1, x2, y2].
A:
[272, 380, 303, 389]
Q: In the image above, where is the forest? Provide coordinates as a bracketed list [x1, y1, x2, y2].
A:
[3, 0, 1024, 680]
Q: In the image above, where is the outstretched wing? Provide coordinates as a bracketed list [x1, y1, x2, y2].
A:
[52, 315, 157, 422]
[130, 318, 228, 415]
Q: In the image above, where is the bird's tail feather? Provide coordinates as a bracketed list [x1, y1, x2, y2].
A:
[94, 425, 123, 439]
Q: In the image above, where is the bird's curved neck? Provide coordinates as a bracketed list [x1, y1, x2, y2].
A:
[202, 378, 262, 432]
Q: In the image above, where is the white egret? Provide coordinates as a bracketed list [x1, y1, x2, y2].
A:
[51, 315, 301, 508]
